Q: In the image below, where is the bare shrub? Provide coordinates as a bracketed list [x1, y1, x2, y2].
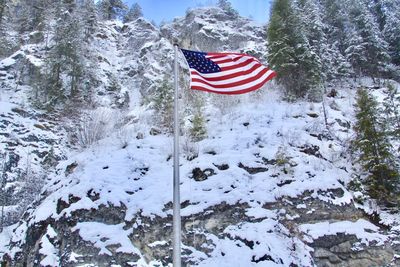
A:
[182, 136, 199, 161]
[76, 108, 114, 148]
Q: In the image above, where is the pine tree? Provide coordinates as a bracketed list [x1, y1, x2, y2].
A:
[152, 78, 174, 132]
[370, 0, 386, 32]
[353, 87, 399, 204]
[383, 82, 400, 139]
[123, 2, 143, 23]
[16, 0, 53, 34]
[319, 0, 352, 81]
[0, 0, 6, 24]
[0, 151, 8, 232]
[383, 0, 400, 67]
[189, 96, 207, 142]
[37, 4, 87, 109]
[346, 0, 391, 79]
[0, 0, 10, 57]
[97, 0, 128, 20]
[267, 0, 321, 99]
[217, 0, 239, 17]
[81, 0, 98, 40]
[344, 27, 368, 78]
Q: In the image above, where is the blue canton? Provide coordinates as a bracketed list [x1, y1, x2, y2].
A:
[181, 49, 221, 74]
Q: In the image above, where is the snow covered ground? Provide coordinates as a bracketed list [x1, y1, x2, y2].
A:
[2, 82, 398, 266]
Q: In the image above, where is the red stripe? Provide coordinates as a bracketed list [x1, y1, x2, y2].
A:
[210, 58, 232, 64]
[191, 68, 270, 89]
[209, 55, 250, 64]
[207, 52, 250, 57]
[220, 58, 256, 71]
[190, 63, 264, 81]
[206, 54, 228, 60]
[191, 71, 277, 95]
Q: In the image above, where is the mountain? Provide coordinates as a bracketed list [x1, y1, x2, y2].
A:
[1, 5, 400, 267]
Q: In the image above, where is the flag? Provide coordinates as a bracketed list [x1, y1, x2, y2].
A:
[181, 49, 276, 95]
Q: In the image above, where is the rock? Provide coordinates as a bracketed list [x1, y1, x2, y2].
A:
[149, 127, 161, 136]
[238, 162, 268, 174]
[191, 167, 215, 181]
[65, 162, 78, 176]
[335, 118, 351, 129]
[299, 144, 323, 158]
[136, 132, 144, 139]
[307, 112, 319, 118]
[329, 101, 340, 111]
[262, 158, 277, 165]
[213, 163, 229, 170]
[330, 241, 352, 253]
[314, 248, 341, 264]
[327, 89, 338, 98]
[11, 107, 30, 117]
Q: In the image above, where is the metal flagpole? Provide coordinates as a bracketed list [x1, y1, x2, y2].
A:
[173, 44, 181, 267]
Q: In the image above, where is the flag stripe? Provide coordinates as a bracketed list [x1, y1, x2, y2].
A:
[190, 61, 262, 80]
[191, 67, 271, 88]
[191, 72, 276, 95]
[181, 49, 276, 95]
[190, 64, 264, 82]
[219, 58, 257, 71]
[191, 70, 276, 92]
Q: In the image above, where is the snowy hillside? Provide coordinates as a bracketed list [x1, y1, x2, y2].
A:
[1, 4, 400, 267]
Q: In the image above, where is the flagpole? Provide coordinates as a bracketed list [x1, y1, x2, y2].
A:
[173, 43, 181, 267]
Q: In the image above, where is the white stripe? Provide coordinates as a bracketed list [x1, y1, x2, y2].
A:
[191, 65, 267, 85]
[216, 55, 255, 68]
[191, 70, 275, 92]
[190, 61, 261, 78]
[207, 55, 234, 63]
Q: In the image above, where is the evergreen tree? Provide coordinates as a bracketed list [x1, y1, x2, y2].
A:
[346, 0, 391, 79]
[295, 0, 326, 99]
[81, 0, 98, 40]
[217, 0, 239, 17]
[123, 2, 143, 23]
[152, 78, 174, 132]
[189, 96, 207, 142]
[370, 0, 386, 32]
[0, 0, 6, 24]
[353, 87, 399, 204]
[97, 0, 128, 20]
[383, 82, 400, 139]
[16, 0, 53, 33]
[37, 4, 87, 109]
[318, 0, 352, 81]
[344, 26, 368, 78]
[383, 0, 400, 66]
[267, 0, 321, 99]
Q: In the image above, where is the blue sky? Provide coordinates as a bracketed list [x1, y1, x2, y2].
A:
[125, 0, 272, 25]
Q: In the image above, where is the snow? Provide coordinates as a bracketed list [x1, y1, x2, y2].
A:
[0, 226, 13, 255]
[299, 219, 388, 246]
[0, 57, 16, 68]
[39, 235, 60, 267]
[71, 222, 142, 256]
[25, 55, 43, 67]
[195, 219, 313, 266]
[2, 85, 370, 265]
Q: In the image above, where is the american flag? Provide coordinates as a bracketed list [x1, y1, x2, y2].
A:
[181, 49, 276, 95]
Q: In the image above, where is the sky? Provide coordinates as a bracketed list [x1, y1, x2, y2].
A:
[125, 0, 272, 25]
